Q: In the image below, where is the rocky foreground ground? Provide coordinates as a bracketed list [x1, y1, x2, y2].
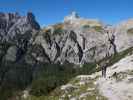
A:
[24, 52, 133, 100]
[48, 53, 133, 100]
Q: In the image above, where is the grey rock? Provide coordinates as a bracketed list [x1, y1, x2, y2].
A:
[5, 46, 17, 62]
[115, 19, 133, 52]
[33, 13, 116, 65]
[0, 12, 40, 62]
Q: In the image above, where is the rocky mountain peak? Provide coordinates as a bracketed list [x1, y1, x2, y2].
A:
[69, 11, 80, 18]
[0, 12, 40, 42]
[0, 12, 41, 63]
[27, 12, 40, 30]
[64, 11, 80, 23]
[63, 12, 102, 29]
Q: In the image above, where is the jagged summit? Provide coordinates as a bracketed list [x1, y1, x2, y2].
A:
[63, 11, 102, 27]
[64, 11, 80, 23]
[0, 12, 40, 42]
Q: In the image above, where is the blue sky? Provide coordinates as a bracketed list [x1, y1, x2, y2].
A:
[0, 0, 133, 26]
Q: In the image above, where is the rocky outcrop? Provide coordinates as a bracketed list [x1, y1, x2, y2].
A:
[0, 12, 40, 89]
[2, 11, 133, 65]
[1, 12, 133, 65]
[0, 12, 40, 41]
[0, 12, 40, 62]
[32, 12, 116, 65]
[115, 19, 133, 52]
[30, 12, 133, 65]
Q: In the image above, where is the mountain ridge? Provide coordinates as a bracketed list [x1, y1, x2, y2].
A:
[0, 12, 133, 100]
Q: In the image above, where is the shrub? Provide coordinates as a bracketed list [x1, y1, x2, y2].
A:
[82, 25, 90, 29]
[53, 23, 64, 35]
[127, 28, 133, 34]
[92, 26, 103, 32]
[26, 95, 59, 100]
[76, 63, 97, 75]
[53, 28, 64, 35]
[0, 62, 33, 99]
[0, 85, 14, 100]
[30, 64, 76, 96]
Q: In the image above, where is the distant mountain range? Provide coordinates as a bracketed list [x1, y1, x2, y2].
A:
[0, 11, 133, 65]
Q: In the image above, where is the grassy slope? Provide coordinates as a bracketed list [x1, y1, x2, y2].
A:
[24, 47, 133, 100]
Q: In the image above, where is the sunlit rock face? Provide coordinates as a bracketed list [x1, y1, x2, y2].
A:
[0, 12, 40, 42]
[2, 11, 133, 65]
[64, 11, 80, 24]
[0, 12, 40, 62]
[115, 19, 133, 52]
[33, 12, 116, 65]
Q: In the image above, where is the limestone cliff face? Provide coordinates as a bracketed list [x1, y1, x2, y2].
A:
[115, 19, 133, 52]
[0, 12, 40, 41]
[30, 12, 133, 65]
[31, 12, 116, 65]
[2, 12, 133, 65]
[0, 12, 40, 62]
